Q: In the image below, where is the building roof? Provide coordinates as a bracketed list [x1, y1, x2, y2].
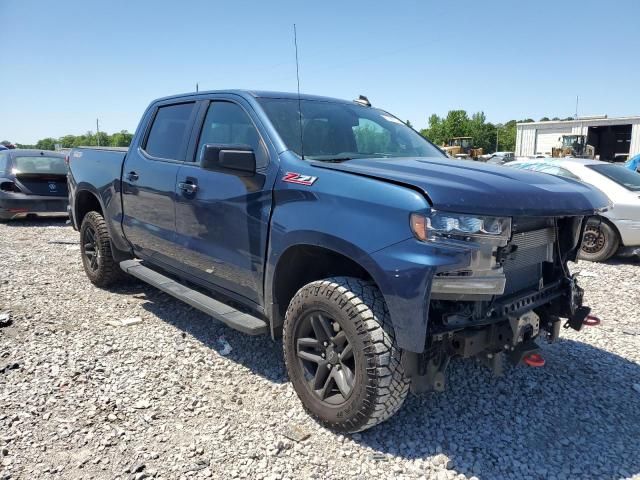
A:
[518, 115, 640, 127]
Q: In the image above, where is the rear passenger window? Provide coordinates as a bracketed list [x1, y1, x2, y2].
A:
[197, 102, 268, 168]
[144, 102, 195, 160]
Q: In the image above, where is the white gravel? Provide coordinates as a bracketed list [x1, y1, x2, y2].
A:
[1, 218, 640, 480]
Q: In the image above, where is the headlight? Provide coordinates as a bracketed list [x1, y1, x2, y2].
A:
[410, 211, 511, 242]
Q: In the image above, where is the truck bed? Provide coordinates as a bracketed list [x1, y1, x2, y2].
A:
[69, 146, 128, 185]
[67, 146, 129, 230]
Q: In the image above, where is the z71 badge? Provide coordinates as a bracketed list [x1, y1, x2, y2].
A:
[282, 172, 318, 186]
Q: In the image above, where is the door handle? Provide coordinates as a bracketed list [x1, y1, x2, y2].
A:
[126, 171, 139, 182]
[178, 181, 198, 194]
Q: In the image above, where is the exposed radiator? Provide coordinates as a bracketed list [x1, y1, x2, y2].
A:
[502, 227, 555, 295]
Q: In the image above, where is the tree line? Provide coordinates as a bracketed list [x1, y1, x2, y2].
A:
[418, 112, 576, 154]
[10, 130, 134, 151]
[11, 113, 576, 154]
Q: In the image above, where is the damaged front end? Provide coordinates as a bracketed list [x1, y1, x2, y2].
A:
[406, 212, 594, 393]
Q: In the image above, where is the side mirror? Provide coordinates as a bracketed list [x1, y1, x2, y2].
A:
[200, 144, 256, 174]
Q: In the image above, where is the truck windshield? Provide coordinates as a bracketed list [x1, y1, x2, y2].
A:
[588, 164, 640, 192]
[12, 156, 67, 175]
[258, 98, 444, 161]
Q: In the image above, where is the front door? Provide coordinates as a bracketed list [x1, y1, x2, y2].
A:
[174, 99, 276, 304]
[121, 101, 197, 264]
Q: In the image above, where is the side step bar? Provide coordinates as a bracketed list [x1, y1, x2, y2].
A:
[120, 260, 268, 335]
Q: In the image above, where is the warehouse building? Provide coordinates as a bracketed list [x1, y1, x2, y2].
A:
[515, 116, 640, 161]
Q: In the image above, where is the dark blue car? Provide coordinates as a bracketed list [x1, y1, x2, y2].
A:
[0, 149, 68, 220]
[67, 90, 610, 432]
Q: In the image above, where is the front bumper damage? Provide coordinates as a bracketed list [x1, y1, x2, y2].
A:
[395, 216, 595, 393]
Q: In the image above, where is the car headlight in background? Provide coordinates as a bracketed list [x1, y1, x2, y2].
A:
[410, 211, 512, 242]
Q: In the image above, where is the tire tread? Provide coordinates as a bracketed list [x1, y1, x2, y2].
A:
[283, 276, 410, 433]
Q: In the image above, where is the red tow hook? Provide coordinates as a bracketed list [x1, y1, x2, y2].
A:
[583, 314, 601, 327]
[523, 353, 546, 367]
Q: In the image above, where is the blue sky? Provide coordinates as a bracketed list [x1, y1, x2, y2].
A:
[1, 0, 639, 144]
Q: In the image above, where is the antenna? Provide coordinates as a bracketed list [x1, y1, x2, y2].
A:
[293, 24, 304, 159]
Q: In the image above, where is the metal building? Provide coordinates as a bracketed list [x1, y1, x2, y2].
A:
[515, 116, 640, 161]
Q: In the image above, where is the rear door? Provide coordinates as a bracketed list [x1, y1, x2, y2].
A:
[121, 100, 198, 265]
[173, 97, 277, 304]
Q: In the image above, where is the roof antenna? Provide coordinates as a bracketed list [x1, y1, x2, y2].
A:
[293, 24, 304, 159]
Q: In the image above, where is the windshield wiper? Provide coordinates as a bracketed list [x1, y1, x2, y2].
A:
[306, 155, 356, 163]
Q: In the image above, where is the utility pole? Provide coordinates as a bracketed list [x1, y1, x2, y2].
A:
[495, 125, 500, 152]
[575, 96, 579, 120]
[96, 118, 100, 147]
[196, 82, 199, 92]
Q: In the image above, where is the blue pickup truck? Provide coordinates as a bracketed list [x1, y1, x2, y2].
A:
[68, 90, 609, 432]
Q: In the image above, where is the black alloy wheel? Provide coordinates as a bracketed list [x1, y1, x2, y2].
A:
[294, 311, 356, 405]
[283, 277, 411, 433]
[82, 223, 100, 272]
[79, 211, 124, 287]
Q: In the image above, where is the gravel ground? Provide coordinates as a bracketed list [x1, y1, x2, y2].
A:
[1, 218, 640, 480]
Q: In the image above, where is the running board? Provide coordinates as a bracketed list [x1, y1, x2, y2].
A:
[120, 260, 268, 335]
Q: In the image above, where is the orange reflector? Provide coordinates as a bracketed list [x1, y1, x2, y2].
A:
[583, 314, 601, 327]
[523, 353, 545, 367]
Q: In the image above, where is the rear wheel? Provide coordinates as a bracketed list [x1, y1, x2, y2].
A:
[579, 217, 619, 262]
[283, 277, 410, 433]
[80, 211, 124, 287]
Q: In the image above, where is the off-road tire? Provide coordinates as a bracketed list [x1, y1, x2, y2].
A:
[79, 211, 124, 287]
[283, 277, 410, 433]
[579, 217, 619, 262]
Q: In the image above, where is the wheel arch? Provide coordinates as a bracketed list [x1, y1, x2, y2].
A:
[268, 242, 377, 336]
[75, 189, 104, 228]
[74, 187, 132, 261]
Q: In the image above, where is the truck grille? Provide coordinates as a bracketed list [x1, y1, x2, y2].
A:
[502, 227, 555, 295]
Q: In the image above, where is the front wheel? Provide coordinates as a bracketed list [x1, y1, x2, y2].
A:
[579, 217, 619, 262]
[283, 277, 410, 433]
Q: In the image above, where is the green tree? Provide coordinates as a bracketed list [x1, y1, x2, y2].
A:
[35, 138, 57, 150]
[95, 131, 110, 147]
[497, 120, 517, 152]
[420, 114, 447, 146]
[60, 135, 77, 148]
[110, 130, 133, 147]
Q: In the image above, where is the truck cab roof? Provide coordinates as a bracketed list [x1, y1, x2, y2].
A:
[154, 89, 356, 105]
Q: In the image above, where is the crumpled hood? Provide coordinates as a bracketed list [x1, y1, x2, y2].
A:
[312, 157, 610, 217]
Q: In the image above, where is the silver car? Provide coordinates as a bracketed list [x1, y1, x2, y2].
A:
[506, 158, 640, 261]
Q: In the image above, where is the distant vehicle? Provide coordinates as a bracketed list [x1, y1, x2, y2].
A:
[506, 158, 640, 261]
[626, 154, 640, 173]
[0, 145, 7, 151]
[68, 89, 607, 432]
[551, 135, 595, 159]
[0, 149, 68, 221]
[485, 152, 515, 165]
[441, 137, 483, 159]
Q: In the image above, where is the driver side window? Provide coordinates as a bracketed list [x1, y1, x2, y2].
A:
[197, 101, 268, 168]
